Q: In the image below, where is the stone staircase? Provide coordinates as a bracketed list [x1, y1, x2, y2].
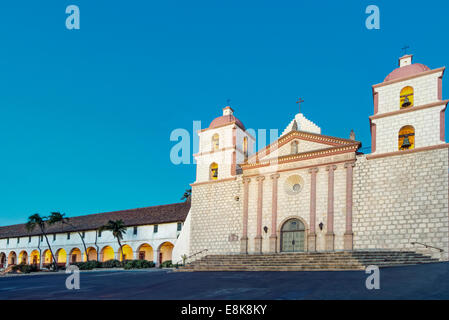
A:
[178, 251, 440, 272]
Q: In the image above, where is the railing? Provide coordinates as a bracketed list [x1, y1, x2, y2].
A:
[175, 249, 209, 266]
[411, 242, 444, 252]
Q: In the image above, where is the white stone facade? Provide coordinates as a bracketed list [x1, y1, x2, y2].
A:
[186, 55, 449, 261]
[0, 221, 182, 268]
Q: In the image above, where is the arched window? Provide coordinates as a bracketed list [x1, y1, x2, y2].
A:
[243, 137, 248, 161]
[398, 125, 415, 150]
[291, 141, 299, 154]
[400, 86, 414, 109]
[210, 162, 218, 180]
[212, 134, 219, 151]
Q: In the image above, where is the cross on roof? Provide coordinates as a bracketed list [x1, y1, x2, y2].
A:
[402, 45, 410, 55]
[296, 98, 304, 113]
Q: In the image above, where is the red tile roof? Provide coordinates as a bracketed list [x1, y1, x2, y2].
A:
[384, 63, 430, 82]
[0, 202, 190, 239]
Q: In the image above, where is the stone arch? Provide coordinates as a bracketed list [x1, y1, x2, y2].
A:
[210, 162, 218, 180]
[400, 86, 414, 109]
[42, 249, 53, 266]
[158, 242, 174, 264]
[100, 245, 115, 262]
[137, 243, 154, 261]
[18, 250, 28, 264]
[85, 247, 98, 261]
[55, 248, 67, 265]
[0, 252, 6, 268]
[8, 251, 17, 265]
[69, 248, 82, 264]
[398, 125, 415, 150]
[119, 244, 133, 261]
[280, 218, 306, 253]
[277, 216, 308, 253]
[30, 250, 40, 265]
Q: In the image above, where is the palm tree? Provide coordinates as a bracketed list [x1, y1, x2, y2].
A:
[99, 220, 127, 263]
[181, 189, 192, 202]
[26, 214, 58, 270]
[48, 212, 90, 263]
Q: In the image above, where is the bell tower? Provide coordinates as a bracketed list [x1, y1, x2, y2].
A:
[194, 106, 254, 183]
[370, 54, 447, 155]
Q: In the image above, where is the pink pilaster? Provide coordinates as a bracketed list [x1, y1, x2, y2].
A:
[269, 173, 280, 252]
[308, 167, 319, 251]
[254, 176, 265, 253]
[344, 162, 355, 250]
[371, 122, 376, 153]
[240, 177, 251, 253]
[325, 165, 337, 251]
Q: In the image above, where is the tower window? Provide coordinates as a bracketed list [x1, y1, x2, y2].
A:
[210, 162, 218, 180]
[398, 125, 415, 150]
[212, 134, 219, 151]
[154, 225, 158, 233]
[291, 141, 299, 154]
[400, 86, 414, 109]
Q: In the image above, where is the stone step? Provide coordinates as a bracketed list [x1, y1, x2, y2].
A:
[178, 250, 440, 272]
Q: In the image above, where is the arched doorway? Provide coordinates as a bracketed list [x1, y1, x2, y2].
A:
[56, 249, 67, 266]
[158, 242, 174, 263]
[30, 250, 40, 266]
[8, 251, 17, 265]
[69, 248, 82, 263]
[0, 253, 6, 268]
[19, 251, 28, 264]
[280, 219, 305, 252]
[43, 249, 53, 267]
[137, 243, 153, 261]
[85, 247, 98, 261]
[100, 246, 115, 262]
[119, 245, 133, 261]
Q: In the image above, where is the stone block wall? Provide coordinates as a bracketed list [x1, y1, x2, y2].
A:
[353, 148, 449, 259]
[189, 179, 242, 255]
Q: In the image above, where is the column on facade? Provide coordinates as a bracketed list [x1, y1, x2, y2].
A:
[39, 250, 43, 270]
[269, 173, 280, 253]
[308, 168, 319, 251]
[240, 177, 251, 253]
[254, 176, 265, 253]
[326, 165, 337, 251]
[344, 162, 355, 250]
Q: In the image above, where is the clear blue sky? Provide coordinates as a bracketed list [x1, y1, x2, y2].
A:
[0, 0, 448, 225]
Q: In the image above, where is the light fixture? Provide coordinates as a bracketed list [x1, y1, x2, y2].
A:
[319, 222, 324, 231]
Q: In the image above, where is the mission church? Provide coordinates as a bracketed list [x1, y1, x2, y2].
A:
[1, 54, 448, 269]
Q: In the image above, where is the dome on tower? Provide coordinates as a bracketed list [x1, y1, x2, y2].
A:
[384, 54, 430, 82]
[209, 106, 246, 130]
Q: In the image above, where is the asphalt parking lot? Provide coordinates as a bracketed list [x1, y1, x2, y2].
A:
[1, 262, 449, 299]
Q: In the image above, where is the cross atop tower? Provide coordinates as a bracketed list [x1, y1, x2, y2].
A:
[402, 45, 410, 55]
[296, 97, 304, 113]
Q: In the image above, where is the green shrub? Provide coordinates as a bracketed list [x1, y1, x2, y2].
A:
[102, 259, 122, 268]
[160, 260, 173, 268]
[11, 264, 37, 274]
[73, 261, 102, 270]
[122, 259, 155, 270]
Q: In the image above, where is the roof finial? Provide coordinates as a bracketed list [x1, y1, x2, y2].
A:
[402, 45, 410, 56]
[296, 97, 304, 113]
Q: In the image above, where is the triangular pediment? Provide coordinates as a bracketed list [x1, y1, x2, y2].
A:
[244, 130, 360, 166]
